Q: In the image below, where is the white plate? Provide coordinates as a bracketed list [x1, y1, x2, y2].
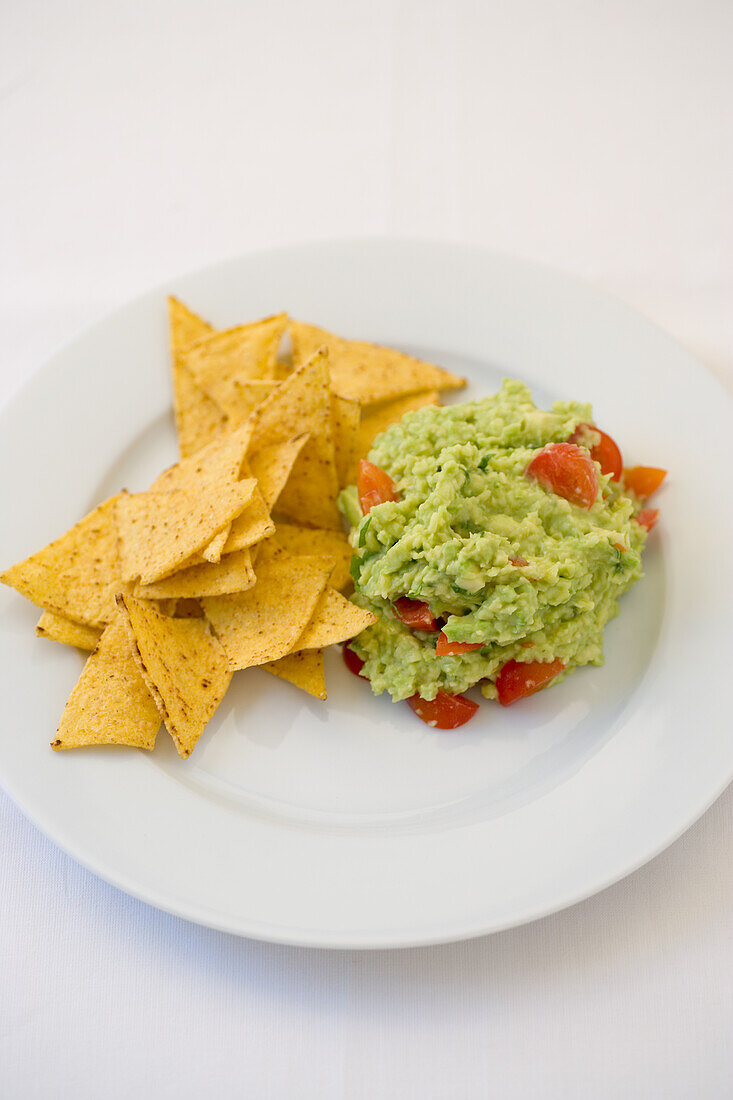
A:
[0, 240, 730, 948]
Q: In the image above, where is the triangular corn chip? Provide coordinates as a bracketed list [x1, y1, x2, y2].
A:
[202, 554, 333, 670]
[294, 587, 376, 650]
[262, 649, 326, 700]
[290, 321, 465, 405]
[52, 616, 160, 751]
[330, 394, 360, 488]
[182, 315, 288, 418]
[117, 594, 231, 758]
[117, 478, 256, 585]
[273, 524, 352, 593]
[134, 548, 256, 599]
[36, 611, 102, 651]
[224, 379, 277, 428]
[248, 433, 309, 510]
[1, 495, 122, 628]
[151, 422, 251, 494]
[173, 598, 205, 618]
[248, 348, 340, 528]
[357, 390, 440, 458]
[167, 297, 227, 459]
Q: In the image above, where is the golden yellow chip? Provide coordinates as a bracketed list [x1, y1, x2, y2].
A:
[36, 611, 102, 651]
[52, 616, 160, 751]
[273, 524, 352, 593]
[262, 649, 326, 700]
[224, 379, 277, 428]
[247, 348, 340, 529]
[117, 593, 231, 759]
[151, 421, 251, 494]
[295, 587, 376, 650]
[116, 478, 256, 585]
[182, 314, 288, 418]
[357, 390, 440, 458]
[173, 598, 204, 618]
[330, 393, 360, 487]
[134, 548, 256, 599]
[1, 495, 122, 628]
[167, 297, 227, 459]
[202, 554, 333, 670]
[290, 320, 465, 405]
[273, 361, 292, 381]
[248, 433, 309, 510]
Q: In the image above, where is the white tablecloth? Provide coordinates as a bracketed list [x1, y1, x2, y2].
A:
[1, 2, 731, 1097]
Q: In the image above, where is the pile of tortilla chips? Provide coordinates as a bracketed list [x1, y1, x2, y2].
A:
[1, 299, 465, 758]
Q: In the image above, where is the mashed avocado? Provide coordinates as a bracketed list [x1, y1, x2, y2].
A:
[340, 378, 647, 702]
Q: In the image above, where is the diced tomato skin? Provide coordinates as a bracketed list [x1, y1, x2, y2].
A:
[343, 644, 366, 677]
[435, 632, 484, 656]
[406, 691, 479, 729]
[495, 658, 566, 706]
[357, 459, 399, 514]
[525, 443, 599, 510]
[509, 556, 528, 566]
[635, 508, 659, 532]
[393, 597, 439, 632]
[623, 466, 667, 500]
[568, 424, 623, 481]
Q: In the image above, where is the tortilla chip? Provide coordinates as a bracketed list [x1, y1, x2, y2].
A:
[290, 321, 465, 405]
[331, 394, 360, 487]
[52, 616, 160, 751]
[116, 478, 256, 585]
[117, 594, 231, 758]
[1, 495, 122, 628]
[247, 348, 340, 528]
[135, 548, 256, 599]
[273, 362, 292, 381]
[295, 587, 376, 650]
[224, 379, 278, 428]
[151, 421, 251, 494]
[202, 554, 333, 670]
[262, 649, 326, 700]
[182, 315, 288, 418]
[173, 598, 204, 618]
[357, 390, 440, 457]
[273, 524, 352, 593]
[36, 611, 102, 651]
[248, 433, 309, 510]
[167, 297, 227, 459]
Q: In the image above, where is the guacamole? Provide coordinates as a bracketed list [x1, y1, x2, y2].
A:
[340, 378, 648, 703]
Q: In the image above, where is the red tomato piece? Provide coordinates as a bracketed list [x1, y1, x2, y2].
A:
[525, 443, 599, 510]
[635, 508, 659, 532]
[393, 597, 439, 632]
[509, 555, 528, 566]
[568, 423, 623, 481]
[406, 691, 479, 729]
[357, 459, 399, 514]
[342, 644, 366, 677]
[495, 658, 566, 706]
[435, 632, 484, 656]
[623, 466, 667, 500]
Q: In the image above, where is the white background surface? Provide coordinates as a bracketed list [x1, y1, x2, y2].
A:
[0, 1, 731, 1097]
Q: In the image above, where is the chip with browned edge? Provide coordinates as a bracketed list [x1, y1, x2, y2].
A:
[290, 321, 465, 405]
[117, 593, 231, 759]
[36, 611, 102, 651]
[52, 616, 160, 750]
[202, 554, 333, 670]
[1, 495, 122, 628]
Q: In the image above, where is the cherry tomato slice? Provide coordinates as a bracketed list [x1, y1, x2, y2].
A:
[406, 691, 479, 729]
[357, 459, 399, 514]
[393, 597, 439, 631]
[525, 443, 599, 510]
[495, 658, 566, 706]
[435, 632, 483, 656]
[509, 556, 528, 567]
[568, 423, 623, 481]
[623, 466, 667, 500]
[342, 644, 366, 677]
[635, 508, 659, 531]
